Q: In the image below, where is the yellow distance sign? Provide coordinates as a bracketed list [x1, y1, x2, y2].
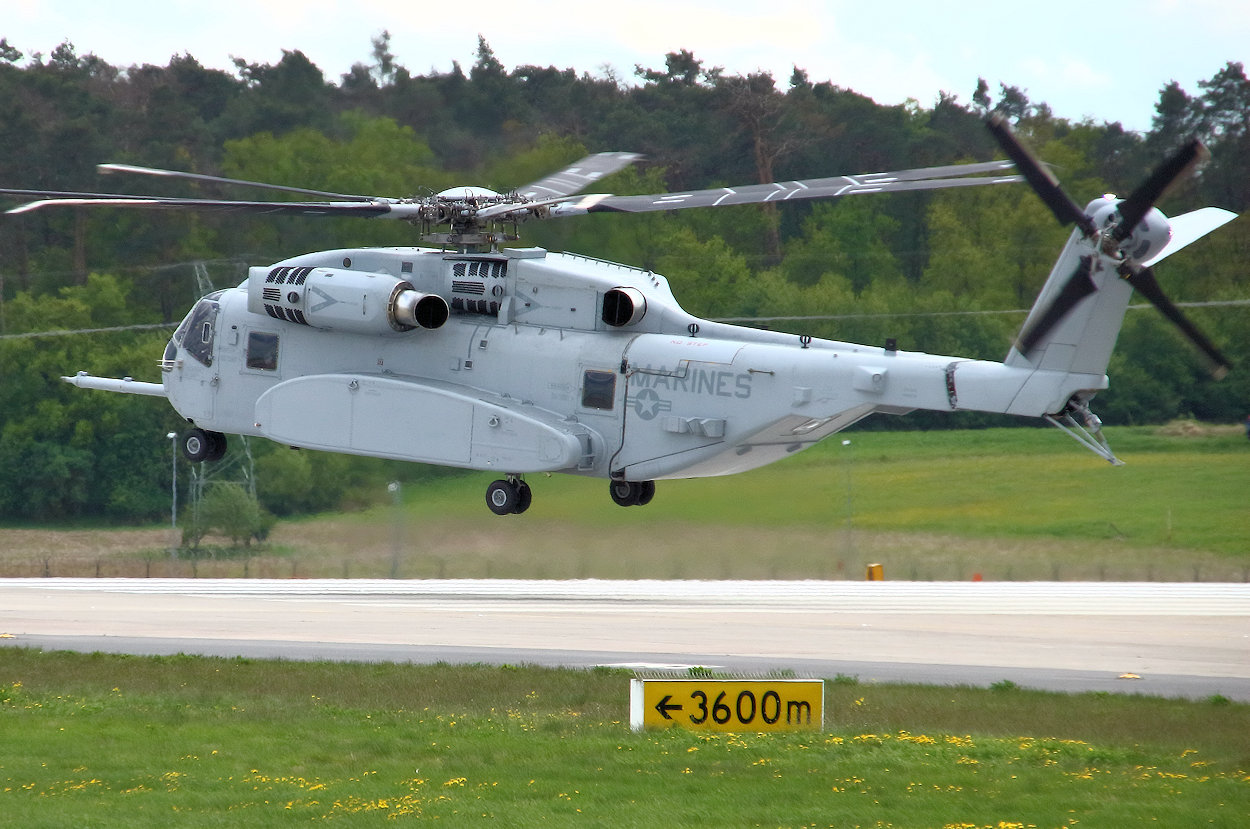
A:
[630, 678, 824, 732]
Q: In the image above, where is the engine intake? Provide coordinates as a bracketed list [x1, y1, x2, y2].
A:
[248, 266, 448, 334]
[602, 287, 647, 327]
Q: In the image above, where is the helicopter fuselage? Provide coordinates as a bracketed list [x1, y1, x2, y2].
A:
[151, 244, 1097, 497]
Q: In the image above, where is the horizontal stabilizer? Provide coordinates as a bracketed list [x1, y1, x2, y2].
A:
[1143, 207, 1238, 266]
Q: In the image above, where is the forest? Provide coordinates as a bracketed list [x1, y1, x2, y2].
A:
[0, 33, 1247, 523]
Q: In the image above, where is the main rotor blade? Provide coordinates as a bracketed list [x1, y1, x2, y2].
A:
[99, 163, 372, 200]
[6, 196, 402, 219]
[1119, 263, 1231, 379]
[1111, 139, 1209, 243]
[986, 114, 1096, 237]
[560, 160, 1019, 215]
[1, 186, 188, 202]
[1015, 256, 1098, 357]
[516, 152, 642, 200]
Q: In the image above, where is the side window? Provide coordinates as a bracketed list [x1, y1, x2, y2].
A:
[246, 331, 280, 370]
[581, 370, 616, 410]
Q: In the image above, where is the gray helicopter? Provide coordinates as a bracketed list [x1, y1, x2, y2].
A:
[3, 117, 1236, 514]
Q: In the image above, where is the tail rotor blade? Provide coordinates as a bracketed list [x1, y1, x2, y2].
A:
[987, 114, 1096, 237]
[1119, 263, 1231, 379]
[1016, 256, 1098, 357]
[1112, 139, 1210, 243]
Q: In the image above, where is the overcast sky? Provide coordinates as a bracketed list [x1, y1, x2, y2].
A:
[5, 0, 1247, 133]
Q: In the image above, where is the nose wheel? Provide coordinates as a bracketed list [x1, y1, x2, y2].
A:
[609, 479, 655, 507]
[485, 477, 532, 515]
[181, 427, 227, 462]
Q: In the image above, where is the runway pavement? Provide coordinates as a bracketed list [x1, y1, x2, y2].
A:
[2, 578, 1247, 700]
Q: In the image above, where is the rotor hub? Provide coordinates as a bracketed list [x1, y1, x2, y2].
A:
[1087, 196, 1172, 263]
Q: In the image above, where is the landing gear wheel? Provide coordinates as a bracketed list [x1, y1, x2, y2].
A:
[486, 480, 518, 515]
[182, 428, 227, 463]
[182, 428, 211, 462]
[486, 478, 531, 515]
[204, 430, 227, 462]
[514, 480, 532, 515]
[609, 479, 635, 507]
[609, 479, 656, 507]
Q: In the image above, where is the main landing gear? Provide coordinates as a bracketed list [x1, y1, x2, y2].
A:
[485, 477, 658, 514]
[485, 476, 532, 515]
[609, 479, 655, 507]
[181, 427, 227, 462]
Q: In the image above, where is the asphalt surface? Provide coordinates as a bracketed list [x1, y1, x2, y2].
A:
[2, 578, 1247, 700]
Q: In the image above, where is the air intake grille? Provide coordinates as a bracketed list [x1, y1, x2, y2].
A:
[451, 260, 506, 279]
[447, 259, 507, 317]
[262, 266, 313, 325]
[264, 304, 307, 324]
[451, 298, 500, 315]
[266, 265, 313, 285]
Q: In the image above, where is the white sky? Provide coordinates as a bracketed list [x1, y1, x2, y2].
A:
[5, 0, 1248, 133]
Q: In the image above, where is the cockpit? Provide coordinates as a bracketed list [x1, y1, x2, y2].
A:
[163, 290, 224, 369]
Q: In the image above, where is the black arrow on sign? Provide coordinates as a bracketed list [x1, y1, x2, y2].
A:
[654, 695, 683, 720]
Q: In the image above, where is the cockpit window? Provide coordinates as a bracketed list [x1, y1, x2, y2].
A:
[181, 295, 220, 367]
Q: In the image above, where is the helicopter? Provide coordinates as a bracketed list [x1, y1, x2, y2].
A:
[1, 116, 1236, 515]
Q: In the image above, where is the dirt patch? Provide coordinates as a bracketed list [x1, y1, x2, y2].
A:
[1154, 419, 1242, 438]
[0, 527, 172, 561]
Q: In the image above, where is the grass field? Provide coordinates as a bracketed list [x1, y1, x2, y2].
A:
[3, 427, 1247, 824]
[1, 650, 1247, 827]
[2, 424, 1246, 581]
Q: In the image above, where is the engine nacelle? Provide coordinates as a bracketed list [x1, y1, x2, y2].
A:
[247, 265, 448, 334]
[601, 286, 648, 327]
[1086, 196, 1173, 263]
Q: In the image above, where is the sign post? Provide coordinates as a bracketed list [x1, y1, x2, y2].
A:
[630, 678, 824, 732]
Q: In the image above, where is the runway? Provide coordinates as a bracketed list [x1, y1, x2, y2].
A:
[2, 578, 1248, 700]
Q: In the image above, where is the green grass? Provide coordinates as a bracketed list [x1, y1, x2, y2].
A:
[267, 424, 1250, 581]
[2, 650, 1247, 827]
[3, 425, 1248, 581]
[524, 425, 1247, 543]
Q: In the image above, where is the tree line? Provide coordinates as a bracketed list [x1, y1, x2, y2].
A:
[0, 34, 1247, 523]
